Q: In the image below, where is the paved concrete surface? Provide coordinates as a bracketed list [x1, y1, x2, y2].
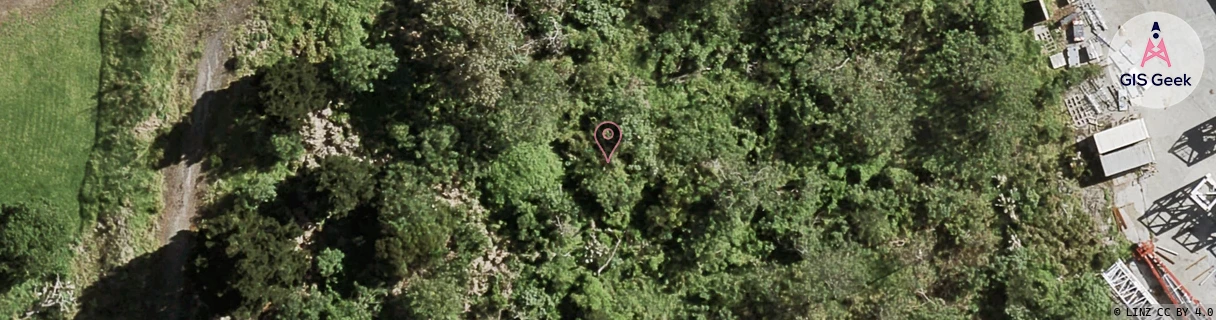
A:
[1094, 0, 1216, 307]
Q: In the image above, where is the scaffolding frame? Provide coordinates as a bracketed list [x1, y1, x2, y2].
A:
[1190, 173, 1216, 211]
[1103, 261, 1168, 320]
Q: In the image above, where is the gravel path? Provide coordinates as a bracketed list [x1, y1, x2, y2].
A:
[155, 29, 226, 320]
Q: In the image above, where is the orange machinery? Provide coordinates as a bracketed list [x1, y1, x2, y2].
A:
[1135, 241, 1210, 320]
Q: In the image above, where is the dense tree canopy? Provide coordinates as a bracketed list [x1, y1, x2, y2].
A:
[74, 0, 1124, 318]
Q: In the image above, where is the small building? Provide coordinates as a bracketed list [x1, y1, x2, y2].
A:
[1050, 53, 1067, 69]
[1071, 20, 1087, 42]
[1093, 119, 1155, 177]
[1060, 12, 1079, 26]
[1067, 45, 1081, 67]
[1079, 44, 1102, 62]
[1100, 142, 1155, 176]
[1094, 119, 1149, 154]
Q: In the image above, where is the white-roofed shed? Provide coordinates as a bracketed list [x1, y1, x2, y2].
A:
[1100, 142, 1155, 177]
[1094, 119, 1150, 154]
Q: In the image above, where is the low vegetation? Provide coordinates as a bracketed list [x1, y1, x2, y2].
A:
[1, 0, 208, 317]
[0, 0, 107, 316]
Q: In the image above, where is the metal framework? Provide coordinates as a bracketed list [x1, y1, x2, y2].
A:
[1189, 173, 1216, 211]
[1135, 241, 1210, 320]
[1104, 261, 1167, 320]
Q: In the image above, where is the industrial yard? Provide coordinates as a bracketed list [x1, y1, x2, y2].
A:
[1057, 0, 1216, 315]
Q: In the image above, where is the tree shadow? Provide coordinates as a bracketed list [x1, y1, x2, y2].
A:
[312, 205, 386, 289]
[153, 120, 190, 169]
[1021, 1, 1046, 30]
[1169, 117, 1216, 167]
[151, 73, 283, 181]
[75, 231, 200, 319]
[1072, 136, 1112, 187]
[184, 193, 242, 318]
[1138, 177, 1216, 253]
[186, 167, 362, 318]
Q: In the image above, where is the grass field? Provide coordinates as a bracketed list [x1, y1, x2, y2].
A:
[0, 0, 106, 215]
[0, 0, 107, 315]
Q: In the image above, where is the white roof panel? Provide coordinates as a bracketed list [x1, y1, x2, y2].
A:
[1094, 119, 1149, 154]
[1068, 46, 1081, 67]
[1100, 141, 1155, 177]
[1050, 53, 1066, 69]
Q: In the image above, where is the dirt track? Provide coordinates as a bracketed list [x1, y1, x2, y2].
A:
[154, 2, 252, 317]
[159, 29, 222, 246]
[155, 25, 228, 320]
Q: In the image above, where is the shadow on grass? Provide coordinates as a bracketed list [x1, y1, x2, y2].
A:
[75, 231, 199, 319]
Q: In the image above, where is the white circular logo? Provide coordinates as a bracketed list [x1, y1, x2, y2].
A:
[1109, 12, 1204, 109]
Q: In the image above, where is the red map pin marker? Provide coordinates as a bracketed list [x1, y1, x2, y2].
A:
[593, 121, 622, 164]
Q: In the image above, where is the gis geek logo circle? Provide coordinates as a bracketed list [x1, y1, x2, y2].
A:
[1113, 12, 1204, 109]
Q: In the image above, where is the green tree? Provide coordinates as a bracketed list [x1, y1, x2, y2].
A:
[174, 0, 1122, 317]
[484, 142, 564, 207]
[374, 164, 453, 280]
[0, 201, 74, 288]
[278, 284, 385, 320]
[315, 248, 345, 280]
[260, 58, 331, 130]
[244, 0, 397, 91]
[194, 204, 309, 318]
[314, 156, 377, 217]
[401, 276, 463, 320]
[408, 0, 527, 105]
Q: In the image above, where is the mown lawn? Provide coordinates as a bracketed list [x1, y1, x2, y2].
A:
[0, 0, 107, 315]
[0, 0, 105, 215]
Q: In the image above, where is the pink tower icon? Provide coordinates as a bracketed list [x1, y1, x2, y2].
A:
[1141, 22, 1172, 67]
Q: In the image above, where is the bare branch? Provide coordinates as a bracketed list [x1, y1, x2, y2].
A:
[597, 237, 623, 275]
[832, 57, 851, 71]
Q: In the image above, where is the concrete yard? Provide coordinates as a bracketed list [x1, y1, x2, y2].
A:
[1093, 0, 1216, 308]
